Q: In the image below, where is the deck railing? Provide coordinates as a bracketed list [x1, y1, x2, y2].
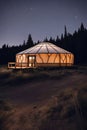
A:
[8, 62, 35, 69]
[8, 62, 73, 69]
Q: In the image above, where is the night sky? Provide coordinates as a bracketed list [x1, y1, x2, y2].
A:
[0, 0, 87, 47]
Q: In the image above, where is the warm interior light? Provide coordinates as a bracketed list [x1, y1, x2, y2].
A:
[29, 57, 32, 60]
[16, 53, 74, 68]
[29, 63, 31, 67]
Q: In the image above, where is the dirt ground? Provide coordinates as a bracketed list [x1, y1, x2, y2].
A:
[0, 68, 87, 130]
[0, 71, 87, 106]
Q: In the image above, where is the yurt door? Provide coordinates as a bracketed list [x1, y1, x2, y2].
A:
[28, 56, 36, 67]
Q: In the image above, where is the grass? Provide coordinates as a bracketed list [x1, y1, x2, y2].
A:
[38, 86, 87, 130]
[0, 65, 76, 88]
[0, 65, 87, 130]
[0, 85, 87, 130]
[78, 87, 87, 120]
[0, 99, 15, 130]
[0, 88, 87, 130]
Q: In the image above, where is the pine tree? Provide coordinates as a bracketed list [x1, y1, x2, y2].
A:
[23, 40, 26, 46]
[80, 23, 85, 32]
[2, 44, 7, 49]
[61, 34, 63, 41]
[55, 36, 60, 46]
[26, 34, 34, 48]
[56, 36, 60, 42]
[43, 37, 48, 42]
[49, 37, 55, 44]
[64, 25, 67, 38]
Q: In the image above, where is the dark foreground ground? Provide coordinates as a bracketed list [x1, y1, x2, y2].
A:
[0, 66, 87, 130]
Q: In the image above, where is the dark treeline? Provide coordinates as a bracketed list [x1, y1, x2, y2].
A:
[0, 23, 87, 65]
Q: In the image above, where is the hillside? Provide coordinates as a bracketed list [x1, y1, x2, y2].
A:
[0, 66, 87, 130]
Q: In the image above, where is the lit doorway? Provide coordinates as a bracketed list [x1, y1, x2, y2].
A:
[28, 56, 36, 67]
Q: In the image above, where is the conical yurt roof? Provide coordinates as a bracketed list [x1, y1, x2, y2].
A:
[17, 42, 71, 54]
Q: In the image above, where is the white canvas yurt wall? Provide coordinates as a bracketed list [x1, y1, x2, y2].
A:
[15, 42, 74, 68]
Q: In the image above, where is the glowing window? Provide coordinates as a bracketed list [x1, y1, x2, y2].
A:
[29, 57, 32, 60]
[29, 63, 31, 67]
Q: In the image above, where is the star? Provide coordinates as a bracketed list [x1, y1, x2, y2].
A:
[30, 8, 33, 11]
[75, 16, 78, 20]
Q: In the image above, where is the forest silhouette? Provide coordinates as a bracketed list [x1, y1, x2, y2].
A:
[0, 23, 87, 65]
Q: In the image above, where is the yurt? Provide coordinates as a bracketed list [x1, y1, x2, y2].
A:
[8, 42, 74, 68]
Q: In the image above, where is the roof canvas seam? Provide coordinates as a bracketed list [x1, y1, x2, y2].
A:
[36, 44, 43, 53]
[17, 46, 35, 54]
[26, 45, 39, 53]
[49, 43, 59, 53]
[17, 42, 72, 54]
[46, 44, 49, 53]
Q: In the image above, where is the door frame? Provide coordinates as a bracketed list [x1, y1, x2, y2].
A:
[28, 55, 36, 67]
